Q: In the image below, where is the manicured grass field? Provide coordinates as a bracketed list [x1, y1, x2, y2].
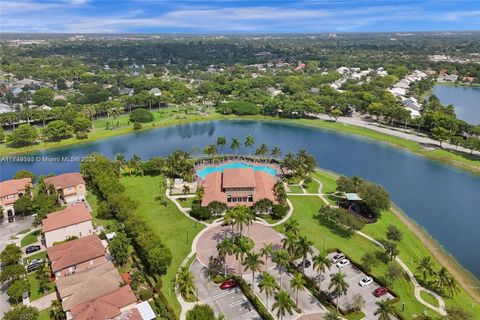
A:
[23, 251, 47, 265]
[312, 170, 337, 194]
[177, 197, 195, 208]
[21, 230, 40, 247]
[287, 185, 304, 193]
[303, 179, 320, 194]
[38, 308, 51, 320]
[420, 290, 439, 308]
[121, 175, 205, 316]
[27, 273, 55, 301]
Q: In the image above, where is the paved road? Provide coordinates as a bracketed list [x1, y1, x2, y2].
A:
[0, 217, 34, 317]
[191, 259, 261, 320]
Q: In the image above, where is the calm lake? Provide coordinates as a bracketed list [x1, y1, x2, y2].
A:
[432, 85, 480, 125]
[1, 120, 479, 278]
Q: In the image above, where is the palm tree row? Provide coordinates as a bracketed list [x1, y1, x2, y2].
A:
[416, 257, 459, 297]
[211, 135, 283, 159]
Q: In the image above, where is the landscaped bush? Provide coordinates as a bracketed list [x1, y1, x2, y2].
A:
[271, 204, 288, 219]
[316, 206, 366, 235]
[138, 289, 153, 301]
[189, 203, 212, 220]
[130, 108, 154, 123]
[218, 100, 260, 115]
[133, 122, 142, 130]
[75, 131, 88, 139]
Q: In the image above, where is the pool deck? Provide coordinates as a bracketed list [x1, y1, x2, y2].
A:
[195, 158, 282, 183]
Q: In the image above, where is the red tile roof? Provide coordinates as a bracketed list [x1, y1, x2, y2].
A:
[42, 203, 92, 233]
[222, 168, 256, 188]
[201, 168, 277, 207]
[0, 178, 32, 198]
[45, 173, 85, 189]
[70, 285, 137, 320]
[47, 234, 105, 273]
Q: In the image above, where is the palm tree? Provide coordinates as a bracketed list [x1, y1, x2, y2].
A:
[296, 235, 313, 274]
[204, 144, 218, 159]
[260, 243, 274, 271]
[281, 232, 298, 257]
[233, 205, 249, 236]
[235, 236, 253, 276]
[445, 275, 460, 297]
[329, 271, 349, 311]
[245, 209, 255, 236]
[255, 144, 269, 158]
[182, 185, 190, 196]
[217, 238, 234, 277]
[434, 267, 450, 290]
[272, 290, 295, 320]
[243, 252, 264, 294]
[374, 299, 396, 320]
[352, 293, 366, 312]
[114, 154, 127, 173]
[177, 267, 196, 300]
[273, 249, 290, 289]
[259, 272, 279, 311]
[416, 256, 436, 282]
[217, 136, 227, 156]
[230, 137, 241, 154]
[223, 210, 236, 238]
[312, 250, 331, 291]
[283, 219, 299, 235]
[290, 273, 305, 305]
[244, 135, 255, 155]
[271, 146, 282, 159]
[324, 311, 340, 320]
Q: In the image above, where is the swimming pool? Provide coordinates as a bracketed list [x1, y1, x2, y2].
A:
[197, 162, 278, 179]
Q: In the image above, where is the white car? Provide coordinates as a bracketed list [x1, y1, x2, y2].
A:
[336, 258, 350, 268]
[331, 253, 345, 264]
[359, 276, 373, 287]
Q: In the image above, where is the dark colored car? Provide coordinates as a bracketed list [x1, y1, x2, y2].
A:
[25, 245, 41, 254]
[374, 287, 388, 297]
[220, 279, 237, 290]
[297, 259, 311, 269]
[26, 261, 44, 273]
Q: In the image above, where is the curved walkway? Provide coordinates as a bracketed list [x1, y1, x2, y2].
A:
[174, 174, 447, 318]
[286, 177, 447, 316]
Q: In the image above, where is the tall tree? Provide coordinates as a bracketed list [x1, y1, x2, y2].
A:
[296, 235, 313, 274]
[312, 250, 331, 291]
[243, 252, 264, 294]
[273, 249, 290, 289]
[217, 238, 234, 277]
[329, 271, 349, 311]
[374, 300, 396, 320]
[416, 257, 436, 282]
[177, 267, 196, 300]
[244, 134, 255, 155]
[260, 243, 274, 271]
[230, 137, 241, 154]
[290, 272, 305, 305]
[259, 272, 279, 311]
[216, 136, 227, 156]
[272, 290, 295, 320]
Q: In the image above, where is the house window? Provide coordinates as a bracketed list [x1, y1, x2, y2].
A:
[79, 232, 82, 237]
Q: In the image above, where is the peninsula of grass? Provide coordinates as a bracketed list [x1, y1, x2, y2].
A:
[420, 291, 439, 308]
[303, 179, 319, 193]
[20, 230, 40, 247]
[121, 175, 205, 316]
[1, 109, 479, 175]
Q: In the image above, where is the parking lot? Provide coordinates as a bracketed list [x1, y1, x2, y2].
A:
[191, 259, 262, 320]
[297, 250, 394, 319]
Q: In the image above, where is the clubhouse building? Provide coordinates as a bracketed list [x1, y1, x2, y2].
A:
[201, 167, 277, 207]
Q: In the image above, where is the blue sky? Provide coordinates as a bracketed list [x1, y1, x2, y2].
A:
[1, 0, 479, 33]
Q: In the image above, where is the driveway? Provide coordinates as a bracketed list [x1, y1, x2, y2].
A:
[0, 216, 34, 317]
[299, 251, 394, 319]
[191, 259, 262, 320]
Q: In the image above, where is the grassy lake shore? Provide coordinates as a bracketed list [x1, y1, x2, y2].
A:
[316, 168, 480, 304]
[1, 109, 479, 175]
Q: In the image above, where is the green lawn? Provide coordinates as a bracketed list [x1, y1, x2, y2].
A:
[27, 273, 55, 301]
[21, 230, 40, 247]
[303, 179, 320, 194]
[285, 193, 479, 319]
[121, 175, 205, 316]
[420, 290, 439, 308]
[177, 197, 195, 208]
[287, 185, 303, 193]
[312, 170, 338, 194]
[23, 251, 47, 265]
[38, 308, 51, 320]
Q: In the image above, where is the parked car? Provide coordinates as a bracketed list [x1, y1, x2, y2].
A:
[220, 279, 237, 290]
[25, 245, 41, 254]
[336, 258, 350, 268]
[297, 259, 311, 269]
[331, 253, 345, 264]
[374, 287, 388, 297]
[26, 260, 44, 273]
[314, 274, 325, 282]
[359, 276, 373, 287]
